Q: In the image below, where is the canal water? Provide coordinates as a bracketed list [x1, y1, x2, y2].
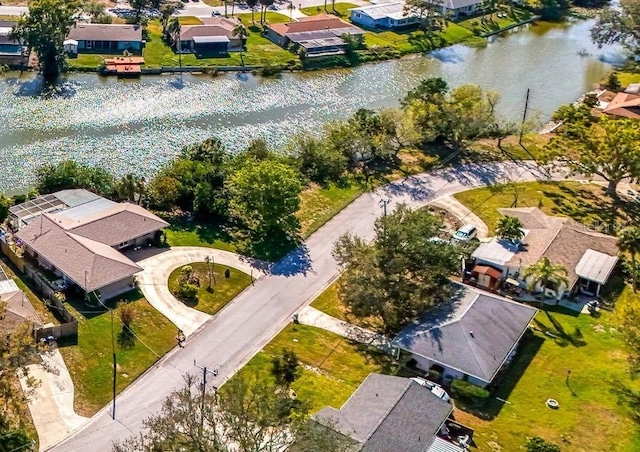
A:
[0, 18, 622, 193]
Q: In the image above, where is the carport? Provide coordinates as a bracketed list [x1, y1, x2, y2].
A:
[193, 35, 229, 54]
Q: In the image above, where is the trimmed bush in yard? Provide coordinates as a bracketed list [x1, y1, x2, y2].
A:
[451, 379, 490, 406]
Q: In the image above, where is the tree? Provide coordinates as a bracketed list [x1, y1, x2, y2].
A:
[532, 0, 570, 20]
[545, 116, 640, 198]
[496, 215, 524, 243]
[259, 0, 275, 23]
[160, 1, 184, 38]
[117, 301, 137, 330]
[291, 134, 348, 185]
[145, 175, 181, 210]
[130, 0, 151, 23]
[401, 77, 448, 107]
[592, 0, 640, 56]
[35, 160, 116, 197]
[525, 436, 561, 452]
[11, 0, 82, 79]
[333, 204, 459, 334]
[522, 257, 569, 304]
[271, 349, 301, 388]
[113, 373, 351, 452]
[618, 226, 640, 290]
[605, 72, 622, 92]
[228, 160, 302, 239]
[0, 194, 10, 224]
[115, 173, 145, 204]
[247, 0, 259, 24]
[232, 23, 248, 65]
[83, 1, 113, 24]
[403, 0, 441, 32]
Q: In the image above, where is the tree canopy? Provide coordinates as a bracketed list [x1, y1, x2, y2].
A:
[592, 0, 640, 55]
[11, 0, 82, 79]
[545, 116, 640, 197]
[35, 160, 117, 197]
[496, 215, 524, 243]
[333, 204, 459, 334]
[522, 257, 569, 302]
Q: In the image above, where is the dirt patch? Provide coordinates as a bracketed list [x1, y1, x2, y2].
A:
[425, 206, 462, 235]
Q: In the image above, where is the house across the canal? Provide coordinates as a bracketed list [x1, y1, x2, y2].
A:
[66, 24, 143, 54]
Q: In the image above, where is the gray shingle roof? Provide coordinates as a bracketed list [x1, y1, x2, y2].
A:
[313, 374, 453, 451]
[394, 286, 537, 384]
[67, 24, 142, 43]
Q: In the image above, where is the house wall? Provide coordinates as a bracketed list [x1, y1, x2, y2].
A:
[98, 276, 136, 301]
[413, 355, 490, 388]
[442, 3, 481, 19]
[350, 12, 378, 29]
[265, 29, 287, 47]
[77, 40, 141, 53]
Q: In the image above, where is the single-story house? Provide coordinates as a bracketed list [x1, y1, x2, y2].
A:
[441, 0, 483, 19]
[471, 208, 619, 298]
[66, 24, 143, 54]
[602, 92, 640, 119]
[15, 189, 168, 300]
[393, 284, 537, 388]
[266, 14, 364, 57]
[0, 21, 28, 66]
[349, 2, 420, 30]
[0, 276, 43, 332]
[177, 17, 244, 54]
[313, 373, 469, 451]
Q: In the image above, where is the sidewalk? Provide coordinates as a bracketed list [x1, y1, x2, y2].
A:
[19, 349, 89, 451]
[297, 306, 392, 351]
[429, 194, 489, 239]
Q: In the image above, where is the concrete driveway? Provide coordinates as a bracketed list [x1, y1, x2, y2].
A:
[135, 247, 269, 337]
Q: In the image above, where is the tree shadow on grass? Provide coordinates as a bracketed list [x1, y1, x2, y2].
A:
[456, 331, 544, 420]
[532, 310, 587, 348]
[117, 327, 136, 350]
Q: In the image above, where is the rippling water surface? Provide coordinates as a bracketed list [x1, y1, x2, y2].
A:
[0, 19, 621, 192]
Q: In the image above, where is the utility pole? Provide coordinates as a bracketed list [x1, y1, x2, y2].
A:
[379, 198, 391, 244]
[193, 360, 218, 436]
[519, 88, 530, 144]
[379, 198, 390, 217]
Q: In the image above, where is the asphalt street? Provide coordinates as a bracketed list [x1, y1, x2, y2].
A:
[50, 161, 563, 451]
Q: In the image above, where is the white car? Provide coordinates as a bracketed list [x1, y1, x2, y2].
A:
[411, 377, 451, 402]
[452, 224, 477, 242]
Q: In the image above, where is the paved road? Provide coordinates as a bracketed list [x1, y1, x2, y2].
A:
[0, 5, 28, 16]
[50, 161, 565, 451]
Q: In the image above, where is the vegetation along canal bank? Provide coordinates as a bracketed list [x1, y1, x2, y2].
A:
[0, 17, 622, 194]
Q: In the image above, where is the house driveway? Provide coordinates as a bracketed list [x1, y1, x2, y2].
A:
[135, 247, 269, 337]
[429, 194, 490, 239]
[19, 349, 89, 451]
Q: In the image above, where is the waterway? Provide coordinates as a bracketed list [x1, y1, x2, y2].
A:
[0, 18, 623, 193]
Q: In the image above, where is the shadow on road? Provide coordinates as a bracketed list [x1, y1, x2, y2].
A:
[269, 245, 312, 277]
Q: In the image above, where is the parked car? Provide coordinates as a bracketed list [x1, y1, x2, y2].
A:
[411, 377, 451, 403]
[452, 224, 477, 242]
[212, 10, 221, 16]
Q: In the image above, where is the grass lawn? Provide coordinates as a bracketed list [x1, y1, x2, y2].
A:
[298, 181, 364, 238]
[67, 54, 107, 70]
[310, 279, 382, 331]
[143, 20, 295, 68]
[300, 3, 360, 17]
[456, 299, 640, 451]
[58, 290, 177, 416]
[458, 7, 534, 35]
[167, 262, 252, 315]
[164, 217, 236, 252]
[236, 12, 291, 24]
[617, 71, 640, 88]
[468, 133, 551, 161]
[453, 180, 640, 235]
[178, 16, 204, 25]
[233, 323, 401, 412]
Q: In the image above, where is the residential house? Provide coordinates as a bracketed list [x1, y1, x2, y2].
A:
[349, 3, 420, 30]
[266, 14, 364, 57]
[313, 373, 470, 451]
[177, 17, 244, 54]
[440, 0, 483, 19]
[0, 275, 43, 332]
[602, 91, 640, 120]
[471, 207, 619, 298]
[393, 284, 537, 388]
[14, 189, 168, 300]
[66, 24, 143, 54]
[0, 21, 28, 67]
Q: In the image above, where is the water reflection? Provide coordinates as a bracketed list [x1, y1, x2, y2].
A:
[0, 19, 622, 193]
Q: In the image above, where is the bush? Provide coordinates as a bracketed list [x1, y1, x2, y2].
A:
[525, 436, 561, 452]
[117, 301, 136, 329]
[427, 369, 441, 381]
[450, 379, 490, 406]
[177, 281, 199, 300]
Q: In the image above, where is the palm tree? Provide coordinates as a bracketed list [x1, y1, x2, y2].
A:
[231, 0, 236, 17]
[232, 24, 248, 65]
[618, 226, 640, 290]
[523, 257, 569, 306]
[496, 215, 524, 243]
[247, 0, 259, 24]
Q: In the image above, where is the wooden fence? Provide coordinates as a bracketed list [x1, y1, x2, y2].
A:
[1, 238, 24, 272]
[35, 321, 79, 342]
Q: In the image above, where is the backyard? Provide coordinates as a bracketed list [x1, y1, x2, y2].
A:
[453, 180, 640, 235]
[167, 262, 252, 315]
[58, 290, 177, 416]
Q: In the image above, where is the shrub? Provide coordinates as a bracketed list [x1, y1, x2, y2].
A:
[525, 436, 561, 452]
[178, 281, 199, 300]
[117, 301, 136, 329]
[604, 72, 621, 92]
[427, 369, 441, 381]
[450, 379, 490, 406]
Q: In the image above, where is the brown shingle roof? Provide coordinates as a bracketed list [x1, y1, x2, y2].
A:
[67, 24, 142, 43]
[603, 92, 640, 119]
[180, 18, 240, 40]
[16, 215, 142, 292]
[268, 14, 360, 37]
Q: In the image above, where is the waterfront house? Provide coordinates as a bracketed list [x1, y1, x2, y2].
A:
[0, 21, 28, 67]
[313, 373, 470, 451]
[66, 24, 143, 54]
[441, 0, 483, 19]
[470, 208, 619, 299]
[602, 92, 640, 120]
[176, 17, 244, 55]
[14, 189, 168, 300]
[393, 284, 537, 388]
[265, 14, 364, 57]
[349, 2, 420, 30]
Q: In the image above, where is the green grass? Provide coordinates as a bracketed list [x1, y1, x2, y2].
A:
[233, 324, 400, 412]
[458, 7, 534, 35]
[167, 262, 252, 315]
[178, 16, 204, 25]
[300, 3, 360, 17]
[143, 20, 295, 69]
[236, 12, 292, 25]
[453, 180, 640, 235]
[456, 299, 640, 451]
[67, 54, 107, 70]
[298, 181, 364, 238]
[58, 290, 177, 416]
[617, 71, 640, 88]
[164, 218, 236, 252]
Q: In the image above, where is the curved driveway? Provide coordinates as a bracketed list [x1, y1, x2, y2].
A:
[51, 161, 579, 451]
[136, 247, 269, 337]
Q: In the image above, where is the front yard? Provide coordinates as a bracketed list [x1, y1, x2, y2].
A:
[167, 262, 252, 315]
[58, 290, 177, 416]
